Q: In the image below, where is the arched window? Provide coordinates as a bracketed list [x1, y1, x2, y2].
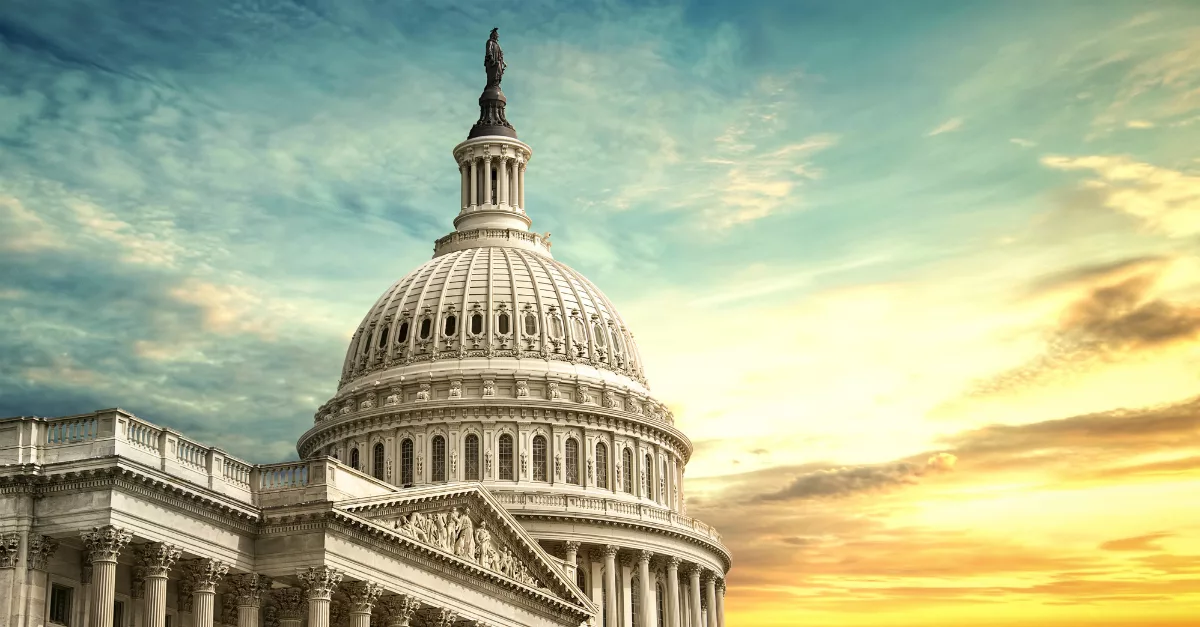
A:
[576, 564, 587, 591]
[499, 434, 514, 480]
[432, 435, 446, 482]
[401, 439, 414, 486]
[630, 576, 641, 627]
[524, 312, 538, 335]
[372, 442, 385, 480]
[622, 448, 633, 493]
[350, 448, 360, 471]
[596, 442, 609, 489]
[565, 438, 580, 485]
[532, 435, 548, 482]
[470, 312, 484, 335]
[443, 314, 457, 337]
[594, 323, 606, 348]
[465, 434, 480, 481]
[656, 583, 665, 627]
[377, 325, 389, 349]
[497, 311, 511, 335]
[419, 318, 432, 340]
[644, 453, 654, 498]
[397, 321, 410, 343]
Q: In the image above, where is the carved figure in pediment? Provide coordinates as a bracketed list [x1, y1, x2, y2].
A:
[474, 520, 493, 566]
[452, 509, 476, 560]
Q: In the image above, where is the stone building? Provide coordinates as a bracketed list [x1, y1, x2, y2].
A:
[0, 32, 729, 627]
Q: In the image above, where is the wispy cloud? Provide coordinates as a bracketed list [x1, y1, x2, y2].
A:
[927, 117, 963, 136]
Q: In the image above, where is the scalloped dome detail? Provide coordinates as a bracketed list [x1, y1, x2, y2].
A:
[339, 246, 647, 389]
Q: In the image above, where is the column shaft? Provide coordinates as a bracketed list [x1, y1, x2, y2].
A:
[564, 543, 579, 582]
[146, 576, 168, 627]
[666, 561, 681, 627]
[715, 584, 725, 627]
[237, 605, 259, 627]
[705, 578, 717, 627]
[483, 158, 492, 205]
[460, 164, 469, 210]
[350, 611, 370, 627]
[193, 591, 216, 627]
[602, 548, 618, 627]
[309, 599, 330, 627]
[90, 561, 117, 627]
[518, 164, 525, 208]
[498, 157, 509, 205]
[688, 569, 703, 627]
[469, 160, 478, 207]
[638, 553, 653, 627]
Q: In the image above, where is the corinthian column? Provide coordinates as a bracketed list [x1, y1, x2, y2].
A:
[518, 162, 526, 209]
[687, 565, 703, 627]
[563, 541, 581, 582]
[28, 535, 60, 627]
[378, 594, 421, 627]
[704, 574, 717, 627]
[182, 558, 229, 627]
[497, 156, 509, 205]
[469, 159, 478, 207]
[229, 573, 272, 627]
[602, 545, 618, 627]
[137, 543, 182, 627]
[715, 579, 726, 627]
[81, 526, 132, 627]
[482, 157, 493, 206]
[344, 581, 383, 627]
[299, 566, 342, 627]
[272, 588, 304, 627]
[638, 551, 653, 627]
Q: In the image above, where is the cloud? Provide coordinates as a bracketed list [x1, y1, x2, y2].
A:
[970, 257, 1200, 397]
[1010, 137, 1037, 148]
[927, 117, 963, 136]
[1126, 120, 1155, 129]
[754, 453, 956, 502]
[1100, 532, 1173, 552]
[1041, 155, 1200, 238]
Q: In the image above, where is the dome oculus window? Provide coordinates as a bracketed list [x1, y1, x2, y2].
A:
[377, 325, 389, 349]
[443, 315, 457, 337]
[419, 318, 432, 340]
[593, 323, 606, 348]
[497, 311, 511, 335]
[571, 317, 586, 340]
[396, 321, 410, 343]
[470, 312, 484, 335]
[610, 329, 622, 353]
[524, 312, 538, 335]
[548, 315, 564, 339]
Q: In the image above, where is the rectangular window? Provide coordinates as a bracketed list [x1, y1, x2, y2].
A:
[112, 601, 125, 627]
[49, 584, 73, 626]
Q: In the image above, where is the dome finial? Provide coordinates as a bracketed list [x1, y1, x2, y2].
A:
[469, 28, 517, 139]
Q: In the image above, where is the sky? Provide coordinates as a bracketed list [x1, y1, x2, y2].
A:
[2, 0, 1199, 625]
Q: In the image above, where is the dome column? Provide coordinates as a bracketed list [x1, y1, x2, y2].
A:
[666, 557, 682, 627]
[688, 565, 703, 627]
[482, 156, 493, 206]
[498, 156, 510, 206]
[459, 161, 470, 211]
[469, 159, 478, 208]
[518, 161, 526, 209]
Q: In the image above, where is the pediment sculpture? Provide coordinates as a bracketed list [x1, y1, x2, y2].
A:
[392, 507, 542, 589]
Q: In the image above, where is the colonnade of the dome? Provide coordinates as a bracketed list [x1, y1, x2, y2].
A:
[452, 136, 532, 232]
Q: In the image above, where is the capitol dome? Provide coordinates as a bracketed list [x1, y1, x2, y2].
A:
[294, 35, 730, 626]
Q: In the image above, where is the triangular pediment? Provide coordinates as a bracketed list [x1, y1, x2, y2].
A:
[336, 484, 593, 612]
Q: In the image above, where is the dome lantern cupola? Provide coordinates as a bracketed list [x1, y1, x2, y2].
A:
[443, 28, 542, 253]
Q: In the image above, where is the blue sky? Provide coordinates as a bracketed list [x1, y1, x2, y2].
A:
[4, 3, 1200, 622]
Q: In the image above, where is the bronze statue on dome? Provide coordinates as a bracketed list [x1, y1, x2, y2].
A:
[485, 28, 506, 88]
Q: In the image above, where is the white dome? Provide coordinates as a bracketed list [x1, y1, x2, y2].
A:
[338, 244, 648, 391]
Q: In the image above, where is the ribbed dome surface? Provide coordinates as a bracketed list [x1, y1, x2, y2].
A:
[339, 246, 647, 388]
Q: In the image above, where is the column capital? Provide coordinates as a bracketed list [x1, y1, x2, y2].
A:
[686, 564, 704, 579]
[0, 532, 18, 568]
[704, 572, 719, 585]
[81, 525, 132, 563]
[273, 588, 306, 620]
[229, 573, 273, 607]
[636, 549, 652, 566]
[717, 578, 726, 594]
[666, 555, 682, 570]
[343, 581, 384, 613]
[182, 558, 230, 593]
[564, 541, 582, 553]
[80, 553, 93, 584]
[430, 608, 458, 627]
[378, 594, 421, 627]
[177, 577, 195, 612]
[602, 544, 620, 559]
[131, 565, 147, 599]
[299, 565, 343, 600]
[136, 542, 182, 577]
[28, 534, 59, 571]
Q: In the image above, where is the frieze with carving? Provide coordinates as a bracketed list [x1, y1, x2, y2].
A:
[392, 508, 542, 588]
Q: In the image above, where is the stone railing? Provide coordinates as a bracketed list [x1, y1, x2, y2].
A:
[491, 491, 724, 547]
[433, 227, 551, 257]
[1, 410, 402, 509]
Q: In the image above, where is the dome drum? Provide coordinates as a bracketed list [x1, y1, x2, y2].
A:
[453, 136, 532, 233]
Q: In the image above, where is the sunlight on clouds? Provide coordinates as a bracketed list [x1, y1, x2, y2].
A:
[1042, 155, 1200, 238]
